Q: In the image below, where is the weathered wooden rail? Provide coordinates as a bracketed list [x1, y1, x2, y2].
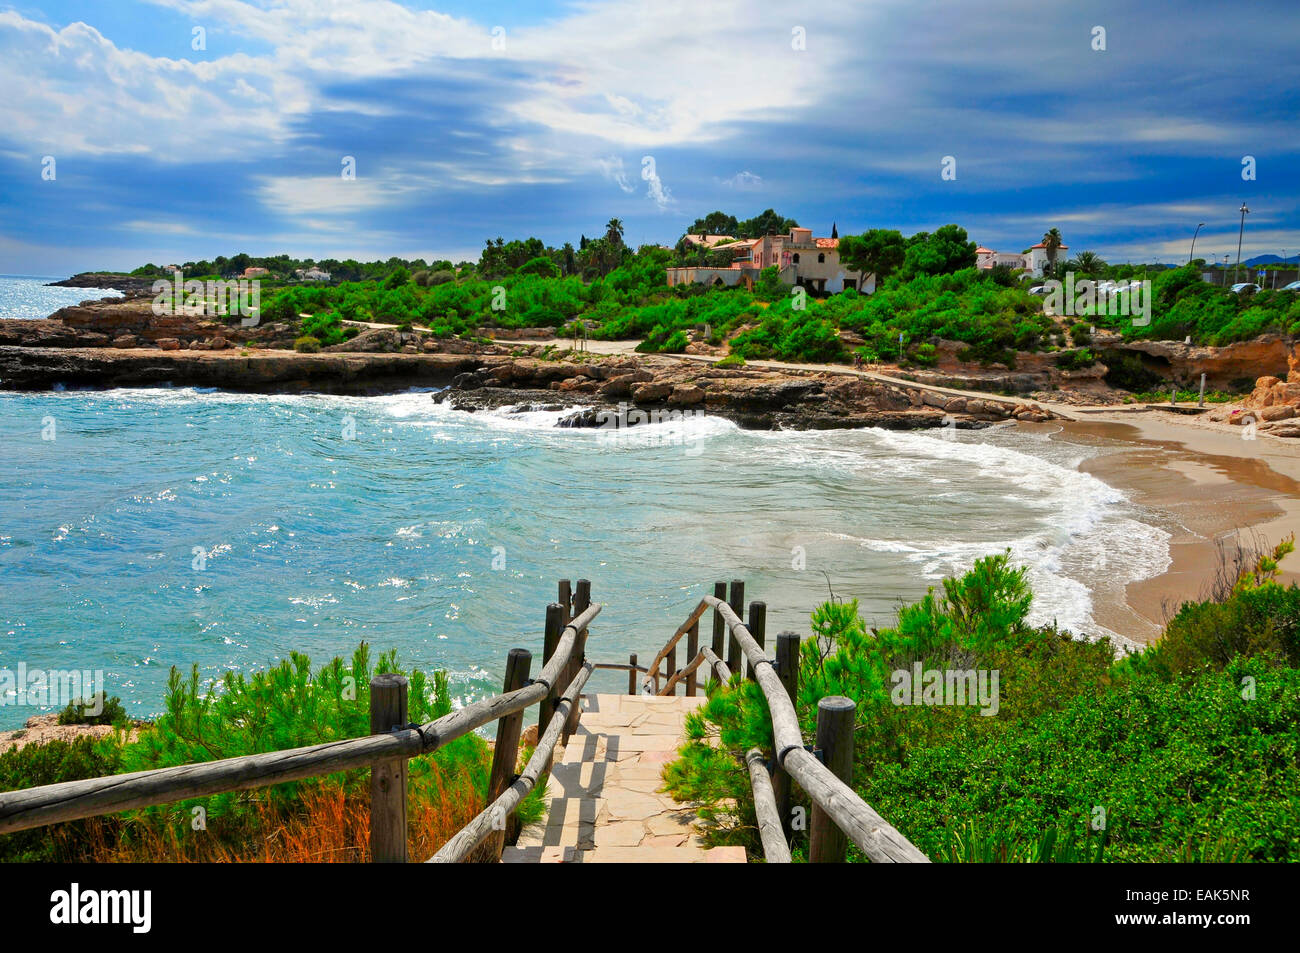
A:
[0, 579, 601, 864]
[641, 581, 930, 864]
[1, 577, 927, 863]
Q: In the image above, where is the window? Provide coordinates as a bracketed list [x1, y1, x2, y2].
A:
[818, 252, 826, 263]
[792, 253, 800, 264]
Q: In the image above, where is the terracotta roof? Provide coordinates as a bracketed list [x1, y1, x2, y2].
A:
[814, 237, 839, 248]
[1030, 242, 1068, 249]
[975, 246, 995, 254]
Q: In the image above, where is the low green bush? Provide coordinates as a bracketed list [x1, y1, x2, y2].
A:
[665, 543, 1300, 862]
[0, 736, 124, 862]
[57, 692, 127, 727]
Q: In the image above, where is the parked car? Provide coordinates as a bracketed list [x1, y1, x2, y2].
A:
[1027, 285, 1050, 297]
[1280, 281, 1300, 292]
[1230, 282, 1260, 294]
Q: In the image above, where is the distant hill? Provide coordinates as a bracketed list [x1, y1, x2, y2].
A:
[1244, 254, 1299, 266]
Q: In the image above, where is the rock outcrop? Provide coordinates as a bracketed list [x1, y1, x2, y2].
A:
[46, 272, 159, 295]
[1208, 343, 1300, 436]
[0, 347, 484, 393]
[432, 355, 1054, 431]
[1112, 335, 1291, 391]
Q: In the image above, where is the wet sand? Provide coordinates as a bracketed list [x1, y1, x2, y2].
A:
[1047, 407, 1300, 645]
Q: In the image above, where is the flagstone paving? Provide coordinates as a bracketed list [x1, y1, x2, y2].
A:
[503, 693, 746, 864]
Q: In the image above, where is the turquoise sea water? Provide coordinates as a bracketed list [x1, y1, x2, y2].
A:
[0, 386, 1171, 728]
[0, 275, 123, 320]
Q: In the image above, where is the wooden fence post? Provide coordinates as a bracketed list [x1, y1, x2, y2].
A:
[558, 579, 572, 625]
[369, 674, 409, 863]
[469, 648, 532, 863]
[746, 601, 766, 681]
[665, 639, 676, 696]
[809, 695, 854, 863]
[710, 581, 727, 662]
[563, 580, 592, 738]
[537, 603, 564, 774]
[726, 579, 745, 675]
[685, 618, 699, 697]
[773, 632, 800, 839]
[555, 580, 574, 738]
[628, 653, 638, 696]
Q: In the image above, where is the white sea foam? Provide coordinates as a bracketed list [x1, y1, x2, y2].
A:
[32, 385, 1170, 649]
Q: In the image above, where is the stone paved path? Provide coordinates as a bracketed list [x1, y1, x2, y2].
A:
[503, 693, 745, 863]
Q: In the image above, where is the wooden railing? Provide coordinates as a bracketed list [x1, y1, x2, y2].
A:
[643, 582, 930, 864]
[1, 578, 927, 864]
[0, 579, 600, 864]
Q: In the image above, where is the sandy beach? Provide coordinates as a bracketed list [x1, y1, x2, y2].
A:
[1047, 406, 1300, 645]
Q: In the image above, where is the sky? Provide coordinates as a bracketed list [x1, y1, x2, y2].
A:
[0, 0, 1297, 276]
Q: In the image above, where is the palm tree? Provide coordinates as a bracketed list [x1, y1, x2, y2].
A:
[1042, 228, 1063, 270]
[1070, 250, 1107, 276]
[605, 218, 625, 247]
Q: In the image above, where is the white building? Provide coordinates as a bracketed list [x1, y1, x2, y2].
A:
[975, 241, 1068, 277]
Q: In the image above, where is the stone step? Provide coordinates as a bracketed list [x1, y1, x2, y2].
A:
[502, 845, 745, 864]
[503, 693, 744, 863]
[575, 846, 746, 864]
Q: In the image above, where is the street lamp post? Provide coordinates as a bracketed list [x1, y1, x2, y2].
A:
[1189, 223, 1205, 264]
[1235, 203, 1250, 284]
[1223, 254, 1230, 287]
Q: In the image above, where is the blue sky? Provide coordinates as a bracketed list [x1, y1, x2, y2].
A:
[1, 0, 1297, 275]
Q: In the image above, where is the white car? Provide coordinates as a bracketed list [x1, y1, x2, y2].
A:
[1027, 285, 1050, 297]
[1281, 281, 1300, 292]
[1230, 282, 1260, 294]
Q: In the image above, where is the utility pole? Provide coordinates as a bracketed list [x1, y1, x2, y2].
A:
[1235, 203, 1250, 284]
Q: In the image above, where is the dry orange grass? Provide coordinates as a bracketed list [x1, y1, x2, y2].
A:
[72, 780, 486, 863]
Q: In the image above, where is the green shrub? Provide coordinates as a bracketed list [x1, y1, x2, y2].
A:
[517, 256, 561, 278]
[714, 353, 745, 368]
[116, 643, 514, 854]
[1055, 348, 1097, 372]
[908, 342, 938, 367]
[665, 545, 1300, 862]
[0, 736, 124, 862]
[294, 335, 321, 353]
[57, 692, 127, 727]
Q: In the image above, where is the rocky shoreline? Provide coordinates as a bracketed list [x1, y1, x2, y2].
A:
[433, 355, 1052, 430]
[7, 291, 1297, 433]
[45, 272, 159, 295]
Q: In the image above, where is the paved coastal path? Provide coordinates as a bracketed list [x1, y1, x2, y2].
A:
[503, 692, 745, 864]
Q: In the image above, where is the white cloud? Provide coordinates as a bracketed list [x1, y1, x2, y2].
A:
[597, 156, 636, 193]
[0, 11, 297, 160]
[255, 174, 422, 216]
[723, 170, 763, 189]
